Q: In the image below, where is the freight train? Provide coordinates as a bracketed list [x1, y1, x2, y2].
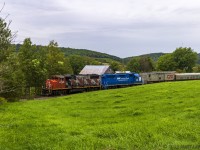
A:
[42, 71, 200, 96]
[42, 73, 143, 95]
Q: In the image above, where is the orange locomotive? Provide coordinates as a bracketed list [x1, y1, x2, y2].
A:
[42, 74, 100, 95]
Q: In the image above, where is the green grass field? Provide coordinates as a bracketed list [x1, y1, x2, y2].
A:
[0, 81, 200, 150]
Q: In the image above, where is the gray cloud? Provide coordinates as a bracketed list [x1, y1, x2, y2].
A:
[1, 0, 200, 57]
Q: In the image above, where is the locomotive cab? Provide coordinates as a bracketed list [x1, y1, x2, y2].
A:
[42, 75, 68, 95]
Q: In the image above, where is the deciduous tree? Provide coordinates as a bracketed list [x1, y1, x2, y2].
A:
[126, 57, 140, 72]
[172, 47, 197, 72]
[157, 47, 197, 72]
[127, 56, 154, 72]
[46, 40, 73, 77]
[157, 54, 176, 71]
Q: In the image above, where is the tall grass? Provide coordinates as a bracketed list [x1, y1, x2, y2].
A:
[0, 81, 200, 149]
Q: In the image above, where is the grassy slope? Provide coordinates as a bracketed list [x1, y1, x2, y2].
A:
[1, 81, 200, 150]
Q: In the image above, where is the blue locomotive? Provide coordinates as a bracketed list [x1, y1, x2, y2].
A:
[101, 73, 142, 89]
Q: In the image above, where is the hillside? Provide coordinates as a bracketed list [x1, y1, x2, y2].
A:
[123, 52, 166, 64]
[15, 44, 122, 63]
[1, 81, 200, 149]
[60, 47, 122, 62]
[14, 44, 200, 65]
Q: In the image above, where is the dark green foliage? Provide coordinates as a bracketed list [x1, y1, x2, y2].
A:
[172, 47, 197, 72]
[0, 16, 22, 100]
[157, 47, 198, 72]
[15, 44, 125, 73]
[139, 56, 154, 72]
[0, 97, 7, 105]
[123, 53, 166, 64]
[127, 56, 154, 72]
[17, 39, 73, 98]
[61, 47, 121, 62]
[197, 53, 200, 64]
[157, 54, 176, 71]
[0, 52, 24, 100]
[18, 38, 44, 98]
[110, 61, 124, 72]
[69, 55, 100, 74]
[46, 41, 73, 77]
[0, 18, 12, 62]
[193, 65, 200, 72]
[126, 57, 140, 72]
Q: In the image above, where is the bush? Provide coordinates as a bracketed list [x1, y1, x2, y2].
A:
[0, 97, 7, 105]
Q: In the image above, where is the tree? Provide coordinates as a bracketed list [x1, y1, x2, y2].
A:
[139, 56, 154, 72]
[126, 57, 140, 72]
[172, 47, 197, 72]
[0, 52, 24, 100]
[193, 65, 200, 73]
[18, 38, 38, 98]
[46, 41, 73, 77]
[157, 54, 176, 71]
[126, 56, 154, 73]
[69, 55, 100, 74]
[0, 7, 20, 100]
[156, 47, 197, 72]
[0, 4, 16, 63]
[110, 61, 123, 72]
[0, 18, 12, 62]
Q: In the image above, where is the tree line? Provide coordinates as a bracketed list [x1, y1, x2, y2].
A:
[0, 13, 199, 102]
[127, 47, 198, 73]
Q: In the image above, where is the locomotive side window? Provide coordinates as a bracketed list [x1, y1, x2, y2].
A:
[129, 74, 133, 77]
[119, 75, 126, 78]
[108, 75, 115, 78]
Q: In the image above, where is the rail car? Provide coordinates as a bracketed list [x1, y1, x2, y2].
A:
[140, 72, 200, 83]
[42, 73, 143, 96]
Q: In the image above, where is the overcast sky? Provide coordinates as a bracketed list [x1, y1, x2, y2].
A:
[1, 0, 200, 58]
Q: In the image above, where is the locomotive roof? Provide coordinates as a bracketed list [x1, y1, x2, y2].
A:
[175, 73, 200, 76]
[140, 71, 176, 75]
[52, 75, 65, 78]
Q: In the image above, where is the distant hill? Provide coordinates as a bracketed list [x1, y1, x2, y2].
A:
[14, 44, 200, 65]
[123, 53, 166, 64]
[14, 44, 122, 63]
[60, 47, 122, 62]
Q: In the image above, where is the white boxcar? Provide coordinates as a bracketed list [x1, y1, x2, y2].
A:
[140, 72, 175, 84]
[175, 73, 200, 80]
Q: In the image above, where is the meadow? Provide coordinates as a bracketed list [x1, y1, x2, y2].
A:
[0, 81, 200, 150]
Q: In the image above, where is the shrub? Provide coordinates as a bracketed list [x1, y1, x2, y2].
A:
[0, 97, 7, 105]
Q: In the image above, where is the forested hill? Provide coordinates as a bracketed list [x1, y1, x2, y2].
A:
[60, 48, 166, 63]
[15, 44, 122, 62]
[15, 44, 164, 62]
[59, 47, 122, 62]
[14, 44, 200, 64]
[123, 53, 166, 64]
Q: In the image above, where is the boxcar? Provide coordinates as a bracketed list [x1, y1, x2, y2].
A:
[140, 71, 175, 84]
[175, 73, 200, 80]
